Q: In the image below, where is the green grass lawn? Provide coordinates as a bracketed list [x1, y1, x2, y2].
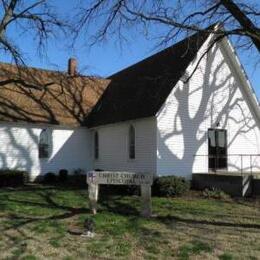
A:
[0, 185, 259, 260]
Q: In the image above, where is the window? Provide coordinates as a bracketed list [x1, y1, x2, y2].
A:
[39, 129, 51, 158]
[94, 131, 99, 159]
[128, 125, 135, 159]
[208, 129, 227, 170]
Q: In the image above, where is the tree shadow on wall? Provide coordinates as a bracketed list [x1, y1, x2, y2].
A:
[157, 41, 260, 176]
[0, 63, 109, 175]
[0, 37, 258, 177]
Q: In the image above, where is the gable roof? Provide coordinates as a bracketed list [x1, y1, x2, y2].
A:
[0, 63, 109, 126]
[85, 29, 212, 128]
[220, 37, 260, 123]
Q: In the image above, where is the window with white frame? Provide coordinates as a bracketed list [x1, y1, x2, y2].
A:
[39, 129, 51, 158]
[128, 125, 135, 159]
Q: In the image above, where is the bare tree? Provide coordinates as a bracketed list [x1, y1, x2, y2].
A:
[74, 0, 260, 56]
[0, 1, 110, 127]
[0, 0, 67, 65]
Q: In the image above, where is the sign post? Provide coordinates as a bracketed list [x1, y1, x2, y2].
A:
[86, 171, 153, 217]
[140, 185, 152, 217]
[88, 183, 99, 215]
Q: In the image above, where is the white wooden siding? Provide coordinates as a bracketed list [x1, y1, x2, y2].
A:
[92, 117, 157, 174]
[156, 37, 260, 178]
[0, 37, 259, 181]
[0, 123, 92, 180]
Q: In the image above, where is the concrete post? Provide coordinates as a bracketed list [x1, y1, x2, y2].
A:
[140, 185, 152, 217]
[88, 183, 99, 215]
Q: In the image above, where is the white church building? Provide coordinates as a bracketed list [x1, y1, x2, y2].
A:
[0, 26, 259, 181]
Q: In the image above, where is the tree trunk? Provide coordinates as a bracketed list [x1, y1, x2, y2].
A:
[220, 0, 260, 52]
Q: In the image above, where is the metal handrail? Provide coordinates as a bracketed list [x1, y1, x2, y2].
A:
[193, 154, 260, 175]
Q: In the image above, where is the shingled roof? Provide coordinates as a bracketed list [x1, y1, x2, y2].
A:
[0, 27, 213, 128]
[85, 29, 212, 128]
[0, 63, 109, 126]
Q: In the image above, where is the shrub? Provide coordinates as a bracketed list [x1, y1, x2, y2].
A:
[153, 175, 190, 197]
[0, 169, 26, 187]
[66, 169, 86, 187]
[59, 169, 68, 182]
[43, 172, 57, 184]
[74, 168, 85, 175]
[202, 187, 230, 200]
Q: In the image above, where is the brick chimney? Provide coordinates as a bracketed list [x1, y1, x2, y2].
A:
[68, 58, 77, 76]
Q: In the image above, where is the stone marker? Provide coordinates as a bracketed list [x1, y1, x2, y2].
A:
[87, 171, 153, 217]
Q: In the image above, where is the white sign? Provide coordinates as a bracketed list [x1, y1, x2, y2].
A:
[86, 171, 153, 217]
[87, 171, 153, 185]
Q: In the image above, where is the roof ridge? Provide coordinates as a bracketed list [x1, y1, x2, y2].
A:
[108, 25, 216, 79]
[0, 61, 65, 74]
[0, 61, 106, 80]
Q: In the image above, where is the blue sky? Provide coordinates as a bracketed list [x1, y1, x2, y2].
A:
[2, 0, 259, 98]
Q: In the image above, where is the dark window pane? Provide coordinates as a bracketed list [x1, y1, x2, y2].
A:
[218, 131, 226, 148]
[208, 129, 227, 170]
[208, 129, 216, 147]
[39, 129, 50, 158]
[94, 132, 99, 159]
[39, 144, 49, 158]
[129, 126, 135, 159]
[217, 130, 227, 169]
